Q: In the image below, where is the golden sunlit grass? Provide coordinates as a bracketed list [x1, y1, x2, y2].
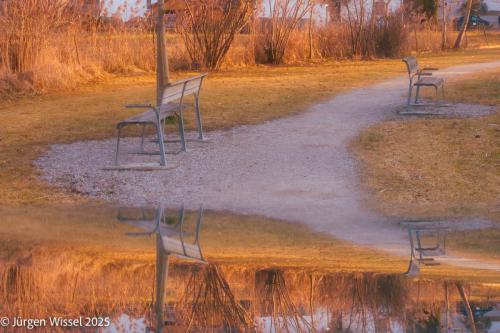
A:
[0, 205, 405, 272]
[464, 30, 500, 48]
[1, 205, 498, 280]
[1, 48, 500, 205]
[446, 228, 500, 259]
[353, 68, 499, 219]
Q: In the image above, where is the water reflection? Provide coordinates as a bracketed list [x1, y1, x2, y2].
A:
[119, 205, 208, 332]
[146, 266, 500, 333]
[403, 221, 448, 277]
[0, 205, 499, 332]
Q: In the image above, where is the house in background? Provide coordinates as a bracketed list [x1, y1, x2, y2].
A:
[476, 0, 500, 27]
[146, 0, 184, 29]
[82, 0, 101, 16]
[69, 0, 101, 18]
[485, 305, 500, 333]
[438, 0, 500, 28]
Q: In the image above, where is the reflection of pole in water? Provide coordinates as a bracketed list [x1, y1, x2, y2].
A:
[121, 205, 206, 332]
[152, 206, 206, 332]
[154, 232, 169, 332]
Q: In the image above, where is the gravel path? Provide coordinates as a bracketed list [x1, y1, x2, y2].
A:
[37, 61, 500, 271]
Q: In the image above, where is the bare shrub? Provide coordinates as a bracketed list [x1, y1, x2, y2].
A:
[0, 0, 483, 97]
[315, 25, 352, 59]
[255, 269, 312, 332]
[178, 264, 254, 331]
[177, 0, 255, 70]
[259, 0, 313, 64]
[343, 0, 372, 58]
[374, 12, 408, 57]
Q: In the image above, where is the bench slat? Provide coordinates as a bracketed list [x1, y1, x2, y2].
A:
[162, 237, 202, 259]
[118, 103, 185, 126]
[161, 75, 205, 105]
[415, 77, 443, 87]
[403, 56, 419, 75]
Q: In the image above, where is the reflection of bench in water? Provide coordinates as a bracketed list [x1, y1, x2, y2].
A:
[401, 220, 450, 277]
[119, 205, 205, 262]
[119, 205, 207, 332]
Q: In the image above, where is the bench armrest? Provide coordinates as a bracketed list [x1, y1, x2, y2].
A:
[125, 103, 154, 109]
[417, 72, 433, 76]
[125, 232, 155, 237]
[422, 67, 438, 71]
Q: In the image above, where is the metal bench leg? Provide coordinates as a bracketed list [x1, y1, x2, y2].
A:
[115, 126, 122, 165]
[434, 85, 439, 105]
[155, 112, 167, 166]
[177, 113, 187, 153]
[407, 82, 413, 106]
[194, 94, 205, 140]
[416, 230, 425, 260]
[140, 124, 146, 153]
[414, 85, 421, 104]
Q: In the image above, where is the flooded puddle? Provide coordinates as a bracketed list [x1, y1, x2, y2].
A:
[0, 205, 499, 332]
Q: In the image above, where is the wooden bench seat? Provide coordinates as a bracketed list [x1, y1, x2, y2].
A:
[118, 104, 187, 126]
[415, 76, 444, 87]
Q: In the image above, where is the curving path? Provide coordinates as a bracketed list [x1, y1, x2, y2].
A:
[37, 61, 500, 271]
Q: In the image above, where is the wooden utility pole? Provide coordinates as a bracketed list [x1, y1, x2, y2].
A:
[156, 0, 170, 106]
[308, 5, 314, 59]
[441, 0, 447, 49]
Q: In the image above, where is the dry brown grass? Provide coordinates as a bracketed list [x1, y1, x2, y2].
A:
[1, 48, 500, 205]
[1, 205, 498, 279]
[1, 0, 499, 97]
[446, 228, 500, 259]
[0, 205, 405, 272]
[353, 68, 500, 219]
[1, 249, 497, 331]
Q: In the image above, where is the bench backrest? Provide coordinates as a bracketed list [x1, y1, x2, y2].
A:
[161, 73, 207, 105]
[402, 56, 419, 77]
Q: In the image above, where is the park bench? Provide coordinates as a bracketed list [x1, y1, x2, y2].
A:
[114, 73, 208, 168]
[402, 220, 449, 277]
[402, 56, 444, 107]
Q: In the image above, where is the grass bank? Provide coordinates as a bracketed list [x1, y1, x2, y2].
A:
[1, 48, 500, 205]
[1, 204, 498, 280]
[353, 68, 499, 220]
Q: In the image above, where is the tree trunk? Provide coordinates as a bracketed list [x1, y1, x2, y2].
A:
[308, 6, 313, 59]
[453, 0, 473, 48]
[441, 0, 447, 49]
